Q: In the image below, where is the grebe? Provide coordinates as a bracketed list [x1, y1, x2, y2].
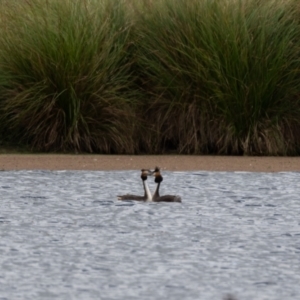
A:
[151, 167, 182, 202]
[117, 169, 153, 201]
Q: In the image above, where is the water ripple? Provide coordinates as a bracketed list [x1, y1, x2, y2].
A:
[0, 170, 300, 299]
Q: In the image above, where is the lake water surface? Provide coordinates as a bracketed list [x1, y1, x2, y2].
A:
[0, 170, 300, 300]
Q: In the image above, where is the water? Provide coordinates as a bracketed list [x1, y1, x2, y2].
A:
[0, 170, 300, 300]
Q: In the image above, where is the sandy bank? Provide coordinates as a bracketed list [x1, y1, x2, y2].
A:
[1, 154, 300, 172]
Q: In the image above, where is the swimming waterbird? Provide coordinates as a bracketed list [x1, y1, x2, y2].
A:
[117, 169, 152, 201]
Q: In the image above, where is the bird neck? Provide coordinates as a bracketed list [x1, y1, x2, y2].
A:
[143, 179, 152, 201]
[153, 182, 160, 199]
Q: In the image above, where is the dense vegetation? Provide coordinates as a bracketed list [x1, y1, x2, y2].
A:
[1, 0, 300, 155]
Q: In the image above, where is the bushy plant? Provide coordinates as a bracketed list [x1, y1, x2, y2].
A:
[0, 0, 138, 153]
[135, 0, 300, 154]
[1, 0, 300, 155]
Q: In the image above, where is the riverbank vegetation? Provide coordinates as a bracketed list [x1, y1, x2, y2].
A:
[1, 0, 300, 155]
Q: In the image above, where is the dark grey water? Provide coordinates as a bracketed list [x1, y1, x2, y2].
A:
[0, 170, 300, 300]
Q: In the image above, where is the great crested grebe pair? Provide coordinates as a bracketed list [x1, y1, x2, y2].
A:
[117, 167, 182, 203]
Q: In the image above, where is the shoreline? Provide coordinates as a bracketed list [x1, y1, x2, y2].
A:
[1, 154, 300, 172]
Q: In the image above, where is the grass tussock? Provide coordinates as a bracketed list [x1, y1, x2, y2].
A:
[1, 0, 300, 155]
[135, 0, 300, 155]
[0, 0, 138, 153]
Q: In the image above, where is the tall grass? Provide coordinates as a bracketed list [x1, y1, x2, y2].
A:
[0, 0, 138, 153]
[135, 0, 300, 154]
[1, 0, 300, 154]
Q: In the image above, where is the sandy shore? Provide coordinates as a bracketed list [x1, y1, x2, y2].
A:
[0, 154, 300, 172]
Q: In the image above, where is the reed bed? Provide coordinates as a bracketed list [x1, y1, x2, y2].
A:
[1, 0, 300, 154]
